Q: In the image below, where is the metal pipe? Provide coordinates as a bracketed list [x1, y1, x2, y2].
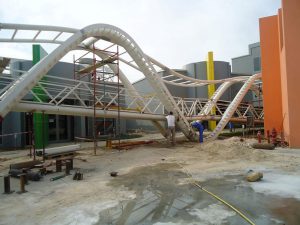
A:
[13, 102, 263, 124]
[93, 44, 97, 156]
[50, 174, 66, 181]
[38, 144, 80, 155]
[117, 45, 121, 147]
[42, 111, 45, 160]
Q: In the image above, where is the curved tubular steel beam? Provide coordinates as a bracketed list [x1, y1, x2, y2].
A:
[0, 23, 263, 140]
[199, 81, 234, 116]
[0, 24, 195, 139]
[206, 73, 262, 140]
[100, 50, 251, 87]
[148, 55, 250, 85]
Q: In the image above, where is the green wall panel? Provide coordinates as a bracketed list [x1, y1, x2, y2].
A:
[32, 45, 49, 149]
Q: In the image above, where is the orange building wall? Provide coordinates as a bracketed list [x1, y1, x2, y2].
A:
[278, 9, 290, 144]
[280, 0, 300, 147]
[259, 15, 283, 134]
[259, 0, 300, 147]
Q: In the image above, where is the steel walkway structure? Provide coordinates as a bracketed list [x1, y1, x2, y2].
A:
[0, 23, 263, 140]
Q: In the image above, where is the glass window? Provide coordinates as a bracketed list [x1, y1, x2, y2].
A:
[49, 115, 56, 141]
[253, 57, 261, 72]
[59, 115, 68, 140]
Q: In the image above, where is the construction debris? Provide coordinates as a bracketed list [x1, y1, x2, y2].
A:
[112, 140, 154, 150]
[73, 171, 83, 180]
[50, 175, 66, 181]
[110, 172, 118, 177]
[10, 160, 42, 170]
[246, 170, 263, 182]
[25, 171, 42, 181]
[65, 161, 72, 175]
[251, 143, 275, 150]
[9, 169, 42, 181]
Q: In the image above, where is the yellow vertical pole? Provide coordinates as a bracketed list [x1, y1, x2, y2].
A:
[207, 51, 216, 130]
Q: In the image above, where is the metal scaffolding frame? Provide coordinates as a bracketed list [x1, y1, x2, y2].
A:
[73, 44, 121, 154]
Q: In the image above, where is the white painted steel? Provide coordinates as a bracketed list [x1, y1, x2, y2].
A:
[0, 23, 78, 33]
[37, 144, 80, 154]
[199, 81, 233, 116]
[206, 73, 262, 140]
[1, 69, 263, 122]
[0, 23, 263, 140]
[12, 101, 263, 125]
[0, 23, 195, 139]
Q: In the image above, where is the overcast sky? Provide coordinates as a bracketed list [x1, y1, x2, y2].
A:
[0, 0, 281, 81]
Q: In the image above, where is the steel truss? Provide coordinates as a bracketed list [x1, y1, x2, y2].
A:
[0, 23, 263, 141]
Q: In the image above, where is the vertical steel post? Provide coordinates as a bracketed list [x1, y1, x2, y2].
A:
[19, 174, 26, 193]
[103, 65, 106, 135]
[28, 113, 32, 158]
[42, 111, 45, 161]
[31, 112, 36, 161]
[4, 175, 13, 194]
[206, 51, 216, 130]
[93, 44, 97, 155]
[117, 45, 121, 148]
[73, 54, 76, 80]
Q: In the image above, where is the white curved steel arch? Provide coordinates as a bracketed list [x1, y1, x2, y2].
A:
[206, 73, 262, 140]
[0, 23, 196, 139]
[0, 23, 263, 141]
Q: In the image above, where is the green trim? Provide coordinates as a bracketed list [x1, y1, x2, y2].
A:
[32, 45, 41, 64]
[32, 45, 49, 148]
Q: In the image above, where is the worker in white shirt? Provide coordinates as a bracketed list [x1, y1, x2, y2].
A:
[166, 111, 176, 145]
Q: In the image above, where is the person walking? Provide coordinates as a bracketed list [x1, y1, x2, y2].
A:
[166, 111, 176, 145]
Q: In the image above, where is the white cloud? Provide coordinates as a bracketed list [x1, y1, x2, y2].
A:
[0, 0, 281, 81]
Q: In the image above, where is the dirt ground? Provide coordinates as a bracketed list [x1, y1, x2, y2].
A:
[0, 133, 299, 225]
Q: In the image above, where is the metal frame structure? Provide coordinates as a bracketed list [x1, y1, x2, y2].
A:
[0, 23, 263, 141]
[73, 44, 121, 154]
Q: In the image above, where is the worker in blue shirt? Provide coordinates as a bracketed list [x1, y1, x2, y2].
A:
[191, 120, 204, 143]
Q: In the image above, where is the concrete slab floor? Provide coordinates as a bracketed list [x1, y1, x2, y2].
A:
[0, 135, 299, 225]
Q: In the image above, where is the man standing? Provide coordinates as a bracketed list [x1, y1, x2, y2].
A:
[166, 111, 176, 145]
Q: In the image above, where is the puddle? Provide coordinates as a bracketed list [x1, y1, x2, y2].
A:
[249, 172, 300, 200]
[94, 163, 300, 225]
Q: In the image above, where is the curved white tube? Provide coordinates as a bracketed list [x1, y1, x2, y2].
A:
[0, 24, 195, 139]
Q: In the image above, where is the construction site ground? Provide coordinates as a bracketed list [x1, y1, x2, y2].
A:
[0, 133, 300, 225]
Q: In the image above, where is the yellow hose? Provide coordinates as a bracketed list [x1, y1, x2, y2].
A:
[180, 164, 256, 225]
[194, 183, 255, 225]
[156, 150, 256, 225]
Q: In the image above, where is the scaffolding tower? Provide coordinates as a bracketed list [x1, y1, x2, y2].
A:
[73, 45, 121, 155]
